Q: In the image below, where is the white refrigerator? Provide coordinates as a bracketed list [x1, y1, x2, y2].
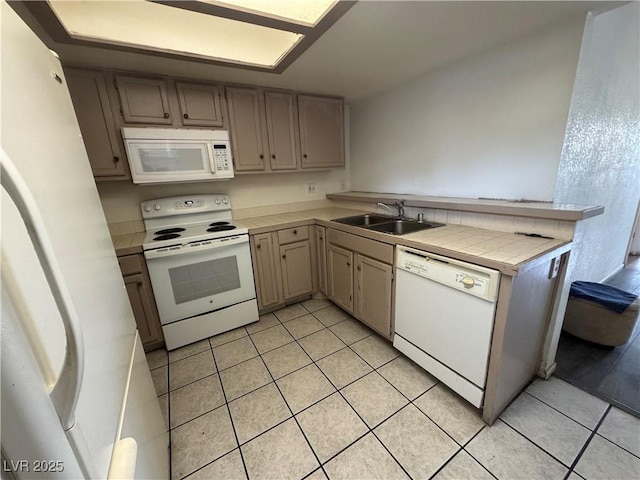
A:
[0, 2, 169, 478]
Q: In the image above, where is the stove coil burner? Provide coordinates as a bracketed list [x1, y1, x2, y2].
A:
[155, 227, 186, 235]
[209, 221, 230, 227]
[153, 233, 182, 241]
[207, 225, 236, 233]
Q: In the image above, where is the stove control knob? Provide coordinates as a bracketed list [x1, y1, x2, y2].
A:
[143, 205, 152, 213]
[215, 197, 222, 205]
[222, 198, 229, 204]
[154, 203, 161, 211]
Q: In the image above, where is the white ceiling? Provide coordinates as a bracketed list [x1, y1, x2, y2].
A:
[42, 0, 622, 102]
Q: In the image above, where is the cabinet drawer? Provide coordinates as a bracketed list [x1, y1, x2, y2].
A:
[118, 254, 143, 276]
[278, 226, 309, 245]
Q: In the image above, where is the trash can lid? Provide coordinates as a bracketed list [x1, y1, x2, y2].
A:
[570, 281, 638, 314]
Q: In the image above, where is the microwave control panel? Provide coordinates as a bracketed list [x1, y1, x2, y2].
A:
[213, 143, 231, 172]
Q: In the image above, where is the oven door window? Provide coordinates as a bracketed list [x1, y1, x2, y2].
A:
[169, 256, 241, 304]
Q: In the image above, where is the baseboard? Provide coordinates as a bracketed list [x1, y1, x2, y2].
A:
[600, 264, 624, 283]
[537, 361, 557, 380]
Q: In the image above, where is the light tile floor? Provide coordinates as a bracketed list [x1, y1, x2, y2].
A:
[147, 299, 640, 480]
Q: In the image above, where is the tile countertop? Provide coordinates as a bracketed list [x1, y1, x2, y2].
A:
[112, 232, 145, 256]
[236, 208, 571, 276]
[111, 207, 571, 276]
[327, 191, 604, 221]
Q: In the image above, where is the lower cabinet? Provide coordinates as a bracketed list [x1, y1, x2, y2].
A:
[250, 225, 313, 313]
[118, 253, 164, 351]
[326, 229, 394, 339]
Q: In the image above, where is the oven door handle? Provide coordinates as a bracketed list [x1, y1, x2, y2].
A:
[144, 235, 249, 260]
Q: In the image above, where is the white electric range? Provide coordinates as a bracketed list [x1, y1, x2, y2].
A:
[141, 195, 258, 350]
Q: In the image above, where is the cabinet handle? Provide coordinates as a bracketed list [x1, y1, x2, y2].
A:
[293, 230, 297, 235]
[163, 112, 170, 118]
[357, 265, 361, 271]
[183, 113, 189, 119]
[271, 154, 276, 159]
[256, 244, 261, 249]
[282, 254, 286, 259]
[346, 262, 351, 266]
[137, 281, 143, 286]
[303, 154, 308, 158]
[259, 154, 264, 159]
[113, 156, 119, 163]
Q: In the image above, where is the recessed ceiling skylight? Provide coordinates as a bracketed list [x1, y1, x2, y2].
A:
[24, 0, 354, 72]
[204, 0, 337, 27]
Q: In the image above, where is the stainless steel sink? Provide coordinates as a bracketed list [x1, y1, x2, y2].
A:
[332, 213, 394, 227]
[332, 214, 444, 235]
[366, 219, 444, 235]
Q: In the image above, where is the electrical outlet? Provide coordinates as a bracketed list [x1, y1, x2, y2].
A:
[305, 183, 316, 195]
[339, 179, 346, 191]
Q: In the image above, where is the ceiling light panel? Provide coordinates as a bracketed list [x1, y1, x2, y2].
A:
[49, 0, 303, 67]
[203, 0, 337, 26]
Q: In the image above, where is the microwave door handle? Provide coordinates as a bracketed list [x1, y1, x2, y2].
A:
[0, 148, 84, 433]
[206, 142, 217, 176]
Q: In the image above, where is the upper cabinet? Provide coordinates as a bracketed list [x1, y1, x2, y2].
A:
[65, 67, 345, 181]
[114, 75, 173, 124]
[225, 86, 299, 173]
[225, 86, 267, 172]
[298, 95, 345, 169]
[264, 90, 299, 171]
[65, 68, 128, 179]
[176, 82, 224, 127]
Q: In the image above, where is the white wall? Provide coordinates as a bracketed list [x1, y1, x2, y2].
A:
[98, 169, 348, 223]
[554, 1, 640, 283]
[349, 17, 585, 202]
[540, 1, 640, 377]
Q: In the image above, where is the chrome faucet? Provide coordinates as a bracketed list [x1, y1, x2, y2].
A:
[377, 201, 405, 219]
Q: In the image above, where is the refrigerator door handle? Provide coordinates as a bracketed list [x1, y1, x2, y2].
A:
[1, 148, 84, 432]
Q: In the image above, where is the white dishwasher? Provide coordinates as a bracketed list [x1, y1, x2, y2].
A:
[393, 246, 500, 408]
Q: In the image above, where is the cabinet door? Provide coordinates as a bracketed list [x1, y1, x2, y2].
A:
[280, 240, 313, 300]
[315, 226, 327, 295]
[115, 75, 172, 124]
[327, 244, 353, 313]
[355, 254, 393, 339]
[65, 68, 127, 178]
[226, 86, 267, 172]
[176, 82, 224, 127]
[124, 273, 164, 351]
[264, 90, 298, 170]
[298, 95, 344, 169]
[251, 233, 284, 310]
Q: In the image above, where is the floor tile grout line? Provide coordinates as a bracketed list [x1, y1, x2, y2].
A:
[168, 344, 245, 480]
[523, 390, 609, 431]
[563, 404, 613, 480]
[499, 416, 579, 470]
[299, 333, 421, 477]
[243, 331, 326, 477]
[369, 428, 418, 479]
[209, 344, 251, 480]
[457, 426, 500, 480]
[592, 431, 640, 460]
[426, 446, 464, 480]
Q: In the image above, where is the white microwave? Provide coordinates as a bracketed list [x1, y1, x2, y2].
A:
[122, 127, 234, 184]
